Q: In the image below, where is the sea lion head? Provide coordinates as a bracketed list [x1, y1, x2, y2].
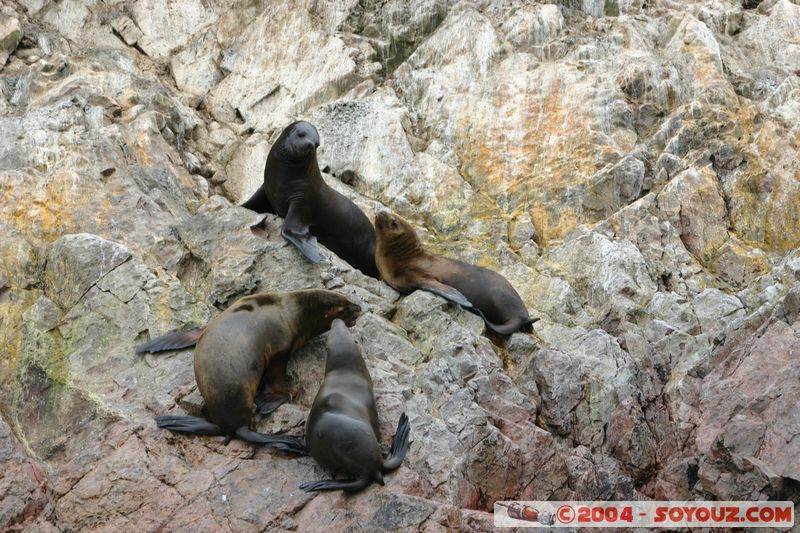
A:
[324, 318, 365, 373]
[374, 211, 421, 257]
[303, 289, 361, 326]
[327, 318, 359, 353]
[275, 121, 321, 163]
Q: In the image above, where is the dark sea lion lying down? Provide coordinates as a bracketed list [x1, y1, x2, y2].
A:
[374, 211, 537, 335]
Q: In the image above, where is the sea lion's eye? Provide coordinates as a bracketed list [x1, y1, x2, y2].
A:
[298, 131, 306, 138]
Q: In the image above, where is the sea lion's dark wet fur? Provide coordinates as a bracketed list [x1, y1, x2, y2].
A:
[242, 121, 378, 278]
[374, 212, 537, 335]
[300, 319, 410, 492]
[137, 290, 361, 450]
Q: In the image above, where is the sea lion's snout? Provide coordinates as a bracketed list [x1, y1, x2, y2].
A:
[375, 212, 402, 234]
[345, 303, 362, 326]
[291, 122, 321, 155]
[296, 137, 317, 154]
[375, 211, 392, 230]
[331, 301, 361, 327]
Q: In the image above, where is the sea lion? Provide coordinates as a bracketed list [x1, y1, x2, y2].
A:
[241, 121, 379, 278]
[374, 211, 537, 335]
[300, 319, 410, 492]
[136, 289, 361, 450]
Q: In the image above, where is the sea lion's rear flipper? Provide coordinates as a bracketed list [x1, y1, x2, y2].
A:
[281, 202, 321, 263]
[382, 412, 411, 471]
[234, 427, 307, 455]
[521, 316, 540, 333]
[241, 187, 276, 214]
[136, 328, 204, 354]
[417, 279, 474, 309]
[484, 315, 541, 336]
[155, 415, 222, 435]
[299, 477, 371, 493]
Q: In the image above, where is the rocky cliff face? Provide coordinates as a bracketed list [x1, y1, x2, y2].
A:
[2, 0, 799, 530]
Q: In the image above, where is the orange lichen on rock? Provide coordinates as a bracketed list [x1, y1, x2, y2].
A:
[452, 75, 621, 244]
[1, 169, 111, 245]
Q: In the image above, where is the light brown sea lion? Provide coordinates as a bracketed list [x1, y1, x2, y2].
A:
[300, 319, 410, 492]
[241, 121, 379, 278]
[374, 211, 537, 335]
[136, 289, 361, 450]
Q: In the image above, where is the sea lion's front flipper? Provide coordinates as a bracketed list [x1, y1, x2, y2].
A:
[281, 201, 321, 263]
[136, 328, 204, 354]
[299, 477, 371, 493]
[417, 279, 474, 309]
[234, 428, 307, 454]
[241, 186, 276, 214]
[255, 354, 290, 415]
[155, 415, 222, 436]
[255, 393, 288, 415]
[382, 412, 411, 471]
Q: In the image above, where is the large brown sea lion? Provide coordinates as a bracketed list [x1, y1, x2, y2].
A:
[300, 319, 410, 492]
[136, 290, 361, 450]
[241, 121, 379, 278]
[374, 211, 537, 335]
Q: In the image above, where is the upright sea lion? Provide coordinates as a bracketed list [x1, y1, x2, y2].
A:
[136, 290, 361, 450]
[374, 211, 537, 335]
[241, 121, 379, 278]
[300, 319, 410, 492]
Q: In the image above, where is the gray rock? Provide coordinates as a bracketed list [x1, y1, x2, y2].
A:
[352, 0, 456, 65]
[583, 155, 646, 217]
[218, 134, 270, 203]
[0, 13, 22, 67]
[738, 0, 800, 76]
[0, 415, 52, 531]
[657, 167, 729, 267]
[206, 4, 356, 131]
[781, 284, 800, 324]
[565, 446, 635, 501]
[21, 296, 60, 332]
[690, 288, 745, 341]
[647, 291, 700, 335]
[110, 16, 144, 47]
[170, 29, 222, 96]
[597, 193, 712, 297]
[695, 305, 800, 499]
[537, 228, 657, 321]
[44, 234, 131, 309]
[714, 236, 769, 288]
[132, 0, 218, 58]
[0, 226, 43, 290]
[501, 4, 564, 50]
[312, 93, 494, 237]
[530, 348, 583, 436]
